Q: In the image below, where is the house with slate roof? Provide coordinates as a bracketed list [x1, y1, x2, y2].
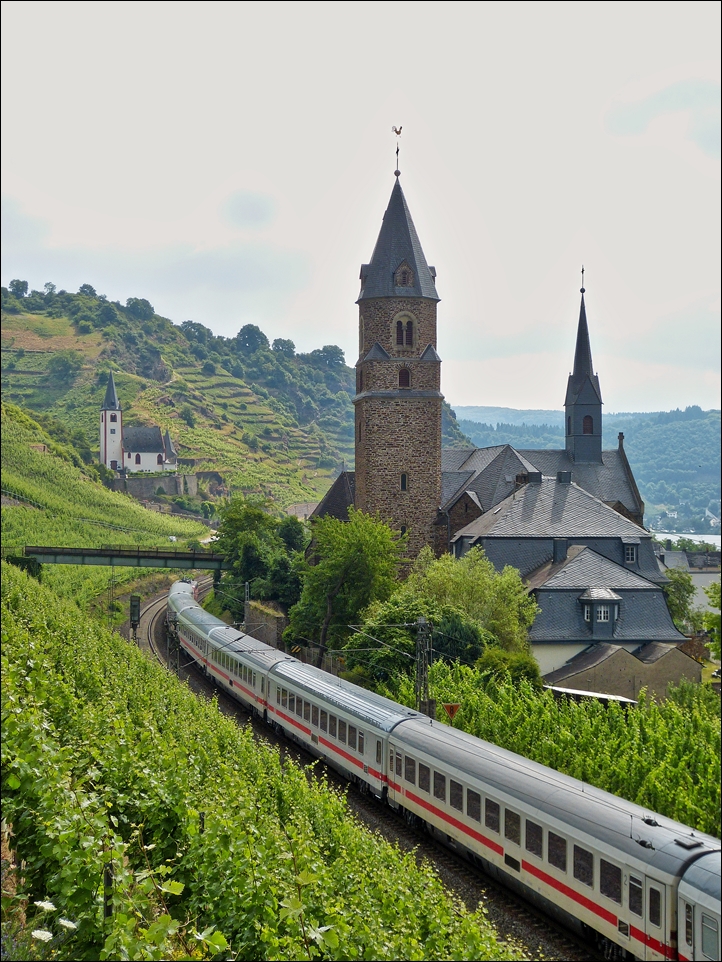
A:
[99, 372, 177, 474]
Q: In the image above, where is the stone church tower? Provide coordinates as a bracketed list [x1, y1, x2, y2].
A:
[99, 371, 123, 470]
[564, 284, 603, 463]
[354, 174, 443, 557]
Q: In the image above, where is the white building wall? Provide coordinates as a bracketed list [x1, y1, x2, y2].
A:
[100, 411, 123, 469]
[533, 641, 642, 676]
[123, 450, 165, 473]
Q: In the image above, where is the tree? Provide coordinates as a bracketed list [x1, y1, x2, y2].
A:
[96, 302, 120, 326]
[78, 283, 97, 297]
[308, 344, 345, 368]
[664, 567, 702, 633]
[47, 350, 83, 382]
[9, 279, 28, 298]
[180, 320, 211, 344]
[703, 581, 721, 659]
[125, 297, 155, 320]
[235, 324, 269, 354]
[44, 282, 56, 296]
[285, 508, 403, 658]
[475, 648, 542, 688]
[272, 337, 296, 357]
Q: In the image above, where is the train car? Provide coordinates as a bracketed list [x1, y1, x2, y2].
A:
[166, 584, 721, 961]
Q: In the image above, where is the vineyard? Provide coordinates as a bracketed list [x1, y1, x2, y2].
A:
[1, 563, 524, 962]
[382, 663, 721, 838]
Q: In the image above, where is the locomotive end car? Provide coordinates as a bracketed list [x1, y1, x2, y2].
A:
[166, 581, 721, 961]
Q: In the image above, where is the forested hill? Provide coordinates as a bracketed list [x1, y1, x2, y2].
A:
[0, 281, 469, 510]
[455, 406, 721, 535]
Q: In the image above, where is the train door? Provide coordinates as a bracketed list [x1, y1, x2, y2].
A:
[644, 877, 666, 960]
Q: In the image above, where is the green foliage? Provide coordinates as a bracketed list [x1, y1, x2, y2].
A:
[9, 278, 29, 298]
[125, 296, 155, 320]
[2, 563, 521, 961]
[286, 509, 403, 653]
[47, 350, 83, 382]
[703, 581, 721, 659]
[382, 663, 721, 838]
[663, 567, 703, 633]
[474, 648, 542, 688]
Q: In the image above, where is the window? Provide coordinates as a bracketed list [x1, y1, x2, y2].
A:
[583, 415, 593, 435]
[433, 771, 446, 802]
[329, 715, 337, 738]
[505, 810, 521, 845]
[702, 914, 719, 960]
[405, 321, 413, 346]
[405, 756, 416, 784]
[376, 740, 382, 765]
[282, 688, 288, 708]
[600, 860, 622, 903]
[320, 710, 327, 732]
[339, 720, 347, 743]
[625, 544, 637, 563]
[548, 832, 567, 872]
[573, 846, 594, 887]
[110, 413, 117, 422]
[296, 697, 303, 717]
[303, 701, 311, 722]
[399, 368, 410, 388]
[395, 752, 403, 778]
[357, 370, 363, 392]
[419, 763, 430, 792]
[485, 799, 500, 833]
[311, 705, 319, 727]
[597, 605, 610, 623]
[685, 903, 694, 947]
[584, 605, 591, 622]
[157, 454, 163, 465]
[525, 820, 543, 858]
[396, 320, 404, 346]
[400, 473, 408, 492]
[135, 453, 141, 464]
[629, 877, 643, 917]
[288, 693, 295, 713]
[649, 887, 661, 928]
[450, 780, 463, 812]
[467, 789, 481, 822]
[358, 731, 364, 754]
[567, 416, 571, 435]
[348, 725, 357, 750]
[276, 686, 281, 704]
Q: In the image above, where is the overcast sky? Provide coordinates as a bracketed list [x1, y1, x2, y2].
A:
[2, 1, 720, 412]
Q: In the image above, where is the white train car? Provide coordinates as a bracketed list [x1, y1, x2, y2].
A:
[166, 582, 721, 961]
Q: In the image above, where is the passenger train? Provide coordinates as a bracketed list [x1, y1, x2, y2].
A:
[167, 580, 721, 962]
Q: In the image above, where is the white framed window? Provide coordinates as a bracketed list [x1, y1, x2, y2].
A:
[597, 605, 610, 623]
[584, 605, 591, 622]
[624, 544, 637, 563]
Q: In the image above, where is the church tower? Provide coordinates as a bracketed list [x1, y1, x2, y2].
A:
[354, 174, 443, 557]
[564, 282, 603, 462]
[100, 371, 123, 470]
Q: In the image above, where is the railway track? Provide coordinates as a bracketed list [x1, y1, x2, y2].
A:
[139, 587, 602, 962]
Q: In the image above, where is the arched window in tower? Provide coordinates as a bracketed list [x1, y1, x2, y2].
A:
[135, 453, 141, 465]
[583, 415, 593, 435]
[398, 368, 410, 389]
[157, 454, 164, 465]
[405, 319, 414, 346]
[110, 413, 117, 422]
[567, 416, 571, 435]
[396, 320, 404, 346]
[400, 473, 408, 492]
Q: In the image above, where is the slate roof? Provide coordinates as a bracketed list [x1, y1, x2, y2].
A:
[122, 425, 165, 453]
[358, 178, 439, 302]
[634, 641, 681, 665]
[102, 372, 121, 411]
[528, 546, 658, 591]
[659, 550, 690, 572]
[543, 641, 689, 686]
[363, 342, 391, 361]
[420, 344, 441, 361]
[451, 477, 647, 541]
[164, 430, 177, 460]
[311, 471, 356, 520]
[564, 291, 602, 405]
[441, 470, 475, 508]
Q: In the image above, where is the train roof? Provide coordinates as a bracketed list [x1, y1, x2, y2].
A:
[393, 718, 720, 875]
[679, 851, 722, 901]
[271, 660, 424, 732]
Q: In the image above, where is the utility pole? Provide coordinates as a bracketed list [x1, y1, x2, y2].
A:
[415, 617, 436, 719]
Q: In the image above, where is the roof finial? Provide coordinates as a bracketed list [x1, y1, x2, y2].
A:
[580, 264, 585, 294]
[392, 125, 402, 176]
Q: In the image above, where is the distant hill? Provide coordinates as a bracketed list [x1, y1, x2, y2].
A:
[1, 283, 468, 510]
[452, 405, 720, 535]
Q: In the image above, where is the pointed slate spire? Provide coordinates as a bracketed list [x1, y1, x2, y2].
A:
[102, 372, 121, 411]
[565, 288, 602, 405]
[358, 178, 439, 302]
[164, 429, 176, 460]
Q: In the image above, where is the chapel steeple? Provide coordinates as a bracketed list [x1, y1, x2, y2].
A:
[565, 276, 603, 462]
[99, 372, 123, 470]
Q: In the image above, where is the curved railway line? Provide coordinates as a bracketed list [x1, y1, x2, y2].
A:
[140, 585, 601, 961]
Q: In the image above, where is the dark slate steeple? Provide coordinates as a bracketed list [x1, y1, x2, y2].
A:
[102, 372, 121, 411]
[565, 282, 603, 463]
[358, 177, 439, 302]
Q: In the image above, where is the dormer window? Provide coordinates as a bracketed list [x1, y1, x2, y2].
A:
[584, 605, 591, 622]
[624, 544, 637, 564]
[394, 261, 414, 287]
[596, 605, 610, 623]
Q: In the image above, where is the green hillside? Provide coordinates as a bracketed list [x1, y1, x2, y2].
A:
[1, 284, 468, 510]
[1, 402, 208, 607]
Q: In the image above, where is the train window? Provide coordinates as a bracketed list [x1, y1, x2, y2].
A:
[376, 740, 382, 765]
[433, 772, 446, 803]
[629, 877, 643, 916]
[485, 800, 500, 834]
[329, 715, 337, 738]
[296, 697, 303, 717]
[396, 753, 403, 778]
[358, 732, 364, 754]
[320, 710, 328, 732]
[525, 820, 543, 858]
[348, 726, 357, 749]
[573, 846, 593, 887]
[276, 685, 281, 704]
[418, 764, 430, 792]
[600, 860, 622, 903]
[467, 789, 481, 822]
[339, 720, 347, 743]
[450, 780, 463, 812]
[282, 688, 288, 708]
[504, 810, 521, 845]
[312, 706, 319, 727]
[261, 677, 264, 694]
[243, 665, 247, 681]
[685, 903, 694, 946]
[649, 887, 661, 927]
[252, 673, 256, 688]
[303, 701, 311, 722]
[288, 693, 295, 713]
[702, 914, 719, 959]
[405, 756, 416, 784]
[548, 832, 567, 872]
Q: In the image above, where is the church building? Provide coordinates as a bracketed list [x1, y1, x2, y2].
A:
[100, 372, 177, 474]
